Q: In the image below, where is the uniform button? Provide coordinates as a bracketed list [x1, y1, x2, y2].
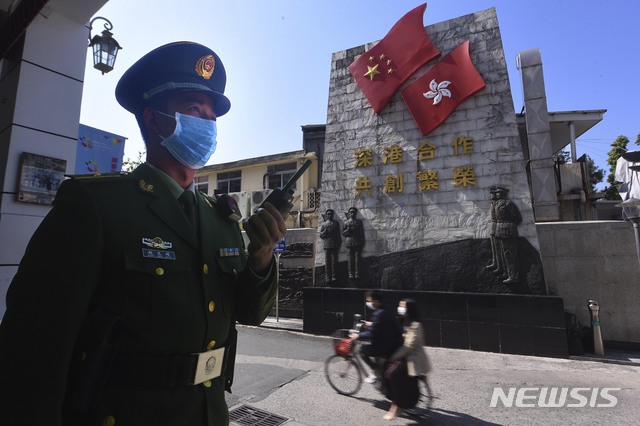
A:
[155, 267, 164, 276]
[203, 380, 212, 388]
[208, 300, 215, 312]
[79, 352, 87, 362]
[101, 416, 116, 426]
[232, 267, 238, 277]
[202, 263, 209, 274]
[206, 340, 216, 350]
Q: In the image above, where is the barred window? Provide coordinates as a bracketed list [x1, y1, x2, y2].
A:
[266, 162, 297, 190]
[195, 175, 209, 195]
[216, 170, 241, 193]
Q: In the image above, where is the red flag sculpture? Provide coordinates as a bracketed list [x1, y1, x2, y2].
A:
[348, 3, 440, 114]
[401, 40, 486, 136]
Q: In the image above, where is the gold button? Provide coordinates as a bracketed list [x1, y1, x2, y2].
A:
[101, 416, 116, 426]
[206, 340, 216, 350]
[203, 263, 209, 274]
[208, 300, 215, 312]
[155, 267, 164, 276]
[203, 380, 212, 388]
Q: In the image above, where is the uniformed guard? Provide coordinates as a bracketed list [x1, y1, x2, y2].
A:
[0, 41, 285, 426]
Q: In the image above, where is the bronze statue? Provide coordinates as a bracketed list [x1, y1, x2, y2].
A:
[319, 209, 342, 284]
[493, 186, 522, 284]
[343, 207, 365, 279]
[486, 186, 499, 271]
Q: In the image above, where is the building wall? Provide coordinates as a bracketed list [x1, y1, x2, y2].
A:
[537, 221, 640, 344]
[0, 0, 108, 315]
[199, 156, 321, 228]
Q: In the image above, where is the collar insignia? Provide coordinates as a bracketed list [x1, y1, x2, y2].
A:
[195, 54, 215, 80]
[138, 179, 154, 193]
[142, 237, 172, 250]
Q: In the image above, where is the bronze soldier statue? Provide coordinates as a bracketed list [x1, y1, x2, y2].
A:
[486, 186, 500, 271]
[343, 207, 365, 279]
[319, 209, 342, 284]
[494, 186, 522, 284]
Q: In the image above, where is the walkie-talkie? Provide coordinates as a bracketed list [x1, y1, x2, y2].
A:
[259, 159, 312, 216]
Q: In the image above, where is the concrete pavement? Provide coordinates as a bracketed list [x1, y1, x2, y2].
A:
[228, 319, 640, 426]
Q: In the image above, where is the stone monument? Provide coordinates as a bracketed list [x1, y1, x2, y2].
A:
[316, 6, 545, 294]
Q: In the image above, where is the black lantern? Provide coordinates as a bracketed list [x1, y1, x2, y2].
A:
[88, 17, 122, 74]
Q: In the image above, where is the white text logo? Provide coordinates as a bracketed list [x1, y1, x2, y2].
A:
[490, 387, 620, 408]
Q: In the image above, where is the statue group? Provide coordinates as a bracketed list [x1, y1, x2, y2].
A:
[319, 207, 365, 284]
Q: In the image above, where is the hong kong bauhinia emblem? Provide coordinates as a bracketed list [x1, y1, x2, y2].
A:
[423, 79, 452, 105]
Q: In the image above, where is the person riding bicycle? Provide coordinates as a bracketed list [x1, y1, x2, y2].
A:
[355, 290, 403, 383]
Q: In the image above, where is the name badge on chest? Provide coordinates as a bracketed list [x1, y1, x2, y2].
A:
[142, 249, 176, 260]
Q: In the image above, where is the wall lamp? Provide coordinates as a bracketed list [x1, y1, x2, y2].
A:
[88, 17, 122, 74]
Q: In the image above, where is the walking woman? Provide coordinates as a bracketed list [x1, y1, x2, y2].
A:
[384, 298, 433, 420]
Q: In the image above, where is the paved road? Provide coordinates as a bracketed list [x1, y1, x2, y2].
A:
[226, 325, 640, 425]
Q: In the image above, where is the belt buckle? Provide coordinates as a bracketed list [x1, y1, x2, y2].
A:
[192, 347, 225, 385]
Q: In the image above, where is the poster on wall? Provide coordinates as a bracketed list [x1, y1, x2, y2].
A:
[17, 152, 67, 205]
[75, 124, 127, 174]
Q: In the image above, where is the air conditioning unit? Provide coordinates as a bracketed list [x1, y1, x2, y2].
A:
[251, 189, 272, 212]
[228, 191, 250, 219]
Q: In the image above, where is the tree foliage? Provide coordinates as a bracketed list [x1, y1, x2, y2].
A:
[585, 155, 605, 192]
[122, 150, 146, 172]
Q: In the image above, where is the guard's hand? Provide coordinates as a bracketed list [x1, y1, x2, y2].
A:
[242, 202, 287, 275]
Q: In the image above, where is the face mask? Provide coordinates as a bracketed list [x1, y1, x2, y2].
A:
[397, 306, 406, 316]
[366, 302, 375, 310]
[158, 111, 217, 169]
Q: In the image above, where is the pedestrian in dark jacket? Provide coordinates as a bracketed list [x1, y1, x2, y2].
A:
[357, 290, 403, 382]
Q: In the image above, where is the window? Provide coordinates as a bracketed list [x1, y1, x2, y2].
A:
[216, 170, 241, 193]
[195, 175, 209, 195]
[267, 162, 297, 190]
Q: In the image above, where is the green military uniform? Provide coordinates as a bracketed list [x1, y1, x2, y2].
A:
[0, 162, 277, 425]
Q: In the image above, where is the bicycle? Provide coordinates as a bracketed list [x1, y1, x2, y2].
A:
[324, 316, 435, 417]
[324, 316, 368, 396]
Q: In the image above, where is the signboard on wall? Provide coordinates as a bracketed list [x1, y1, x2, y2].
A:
[75, 124, 127, 174]
[17, 152, 66, 205]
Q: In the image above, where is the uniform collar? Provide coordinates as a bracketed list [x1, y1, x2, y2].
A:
[144, 162, 197, 203]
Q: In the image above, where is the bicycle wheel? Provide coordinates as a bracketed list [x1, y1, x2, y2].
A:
[324, 355, 362, 396]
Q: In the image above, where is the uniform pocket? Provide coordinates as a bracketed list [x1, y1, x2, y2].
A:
[123, 253, 193, 329]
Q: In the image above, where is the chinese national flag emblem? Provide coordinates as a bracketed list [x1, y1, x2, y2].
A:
[348, 3, 440, 114]
[401, 40, 486, 136]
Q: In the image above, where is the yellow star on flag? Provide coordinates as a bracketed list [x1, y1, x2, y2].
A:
[364, 63, 381, 81]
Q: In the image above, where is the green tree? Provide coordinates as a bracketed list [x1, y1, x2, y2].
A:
[585, 155, 605, 192]
[122, 150, 146, 172]
[603, 135, 629, 200]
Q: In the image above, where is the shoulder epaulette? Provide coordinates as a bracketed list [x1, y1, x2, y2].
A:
[66, 172, 129, 180]
[201, 193, 218, 206]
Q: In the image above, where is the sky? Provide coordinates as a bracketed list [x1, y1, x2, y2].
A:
[80, 0, 640, 189]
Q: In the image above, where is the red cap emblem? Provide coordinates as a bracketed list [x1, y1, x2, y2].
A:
[195, 54, 215, 80]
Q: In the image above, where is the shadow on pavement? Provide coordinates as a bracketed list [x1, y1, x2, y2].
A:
[349, 395, 502, 425]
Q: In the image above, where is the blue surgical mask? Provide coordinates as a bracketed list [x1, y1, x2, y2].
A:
[158, 111, 217, 169]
